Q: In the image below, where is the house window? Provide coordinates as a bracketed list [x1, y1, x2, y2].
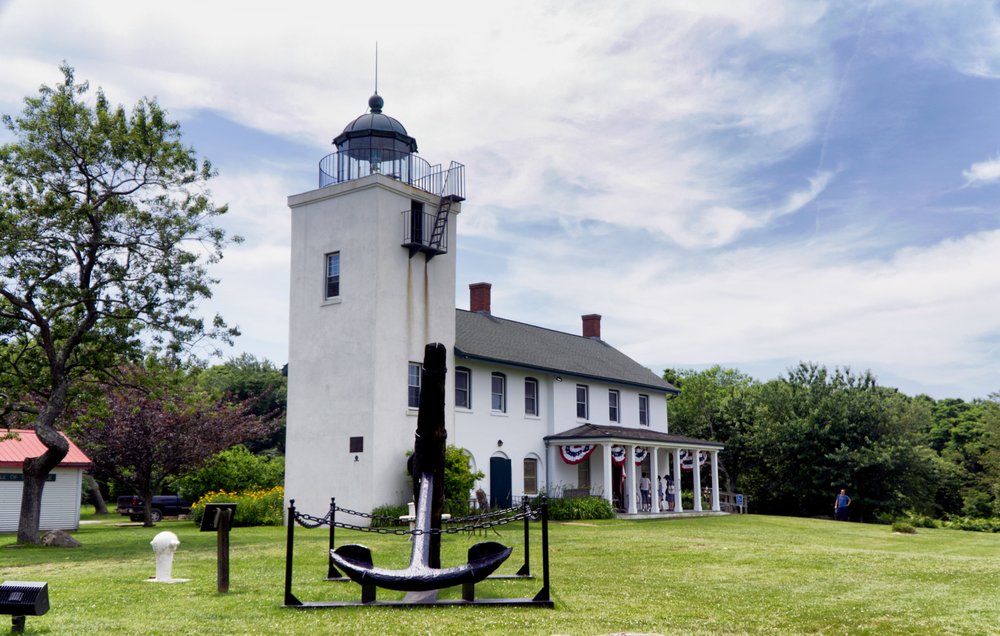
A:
[455, 367, 471, 409]
[523, 458, 538, 495]
[639, 394, 649, 426]
[325, 252, 341, 299]
[609, 389, 620, 422]
[577, 457, 590, 489]
[491, 372, 506, 412]
[408, 363, 421, 408]
[524, 378, 538, 416]
[576, 384, 589, 419]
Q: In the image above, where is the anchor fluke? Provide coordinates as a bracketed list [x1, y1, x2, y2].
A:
[331, 541, 512, 592]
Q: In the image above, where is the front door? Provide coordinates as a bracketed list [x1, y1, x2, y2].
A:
[490, 456, 512, 509]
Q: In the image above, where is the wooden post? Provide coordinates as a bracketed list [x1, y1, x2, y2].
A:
[217, 507, 232, 593]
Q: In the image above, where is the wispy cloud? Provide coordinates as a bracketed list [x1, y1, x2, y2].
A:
[962, 155, 1000, 187]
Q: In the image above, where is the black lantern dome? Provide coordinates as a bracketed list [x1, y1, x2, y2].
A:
[333, 93, 418, 155]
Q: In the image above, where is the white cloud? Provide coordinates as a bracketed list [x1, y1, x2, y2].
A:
[962, 155, 1000, 187]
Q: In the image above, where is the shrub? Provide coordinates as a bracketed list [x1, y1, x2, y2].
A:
[547, 496, 615, 521]
[906, 513, 938, 529]
[891, 521, 917, 534]
[175, 445, 284, 502]
[190, 486, 284, 527]
[370, 503, 409, 528]
[942, 516, 1000, 533]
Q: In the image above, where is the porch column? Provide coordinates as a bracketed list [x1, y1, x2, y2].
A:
[626, 445, 638, 514]
[602, 443, 613, 510]
[650, 447, 660, 513]
[672, 449, 682, 512]
[710, 449, 720, 512]
[692, 449, 703, 512]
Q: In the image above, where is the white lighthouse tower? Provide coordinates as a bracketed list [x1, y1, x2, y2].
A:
[284, 93, 464, 518]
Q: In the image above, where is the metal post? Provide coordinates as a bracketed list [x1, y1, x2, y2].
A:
[217, 507, 232, 593]
[327, 497, 343, 580]
[533, 496, 550, 602]
[284, 499, 300, 606]
[516, 500, 531, 576]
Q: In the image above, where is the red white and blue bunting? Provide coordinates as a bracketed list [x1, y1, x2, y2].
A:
[560, 444, 596, 465]
[611, 445, 626, 465]
[633, 447, 648, 464]
[679, 449, 709, 471]
[610, 445, 649, 465]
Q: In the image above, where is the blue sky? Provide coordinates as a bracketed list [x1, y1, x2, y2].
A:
[2, 1, 999, 399]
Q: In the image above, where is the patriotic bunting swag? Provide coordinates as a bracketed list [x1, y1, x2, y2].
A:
[633, 447, 648, 464]
[560, 444, 596, 464]
[679, 450, 709, 471]
[611, 445, 626, 465]
[610, 445, 648, 465]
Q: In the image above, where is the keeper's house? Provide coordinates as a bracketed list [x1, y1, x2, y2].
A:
[0, 429, 93, 533]
[284, 93, 723, 520]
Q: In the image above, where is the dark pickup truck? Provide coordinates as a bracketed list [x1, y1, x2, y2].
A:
[116, 495, 192, 522]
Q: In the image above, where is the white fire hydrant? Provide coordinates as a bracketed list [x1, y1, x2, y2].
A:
[150, 531, 182, 583]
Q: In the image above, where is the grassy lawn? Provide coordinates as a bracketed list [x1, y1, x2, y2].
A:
[2, 511, 999, 635]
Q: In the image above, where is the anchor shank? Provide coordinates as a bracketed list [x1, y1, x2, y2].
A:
[409, 472, 434, 570]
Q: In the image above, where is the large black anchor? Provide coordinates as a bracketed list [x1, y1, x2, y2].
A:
[331, 343, 512, 592]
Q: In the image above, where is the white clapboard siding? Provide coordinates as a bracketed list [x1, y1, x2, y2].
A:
[0, 467, 83, 533]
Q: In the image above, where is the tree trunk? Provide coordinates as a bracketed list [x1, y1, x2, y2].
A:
[17, 384, 70, 545]
[86, 476, 108, 515]
[142, 485, 155, 527]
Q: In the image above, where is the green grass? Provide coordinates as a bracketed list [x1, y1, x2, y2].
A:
[3, 512, 999, 635]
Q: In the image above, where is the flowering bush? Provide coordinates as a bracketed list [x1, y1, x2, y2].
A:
[190, 486, 284, 527]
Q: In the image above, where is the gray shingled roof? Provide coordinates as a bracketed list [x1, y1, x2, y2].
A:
[454, 310, 678, 394]
[544, 423, 722, 448]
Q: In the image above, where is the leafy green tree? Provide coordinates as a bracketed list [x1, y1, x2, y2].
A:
[195, 353, 286, 453]
[75, 363, 272, 526]
[738, 364, 937, 520]
[0, 64, 237, 543]
[663, 366, 756, 493]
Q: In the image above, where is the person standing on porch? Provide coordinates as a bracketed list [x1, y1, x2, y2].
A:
[639, 473, 651, 512]
[834, 489, 851, 521]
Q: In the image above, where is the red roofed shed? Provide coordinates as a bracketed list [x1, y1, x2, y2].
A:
[1, 429, 93, 533]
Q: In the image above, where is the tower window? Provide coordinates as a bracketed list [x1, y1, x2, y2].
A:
[410, 200, 425, 245]
[455, 367, 471, 409]
[408, 363, 421, 408]
[576, 384, 589, 420]
[491, 373, 506, 412]
[325, 252, 341, 299]
[524, 378, 539, 416]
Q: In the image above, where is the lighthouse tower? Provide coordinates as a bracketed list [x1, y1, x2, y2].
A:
[284, 93, 465, 518]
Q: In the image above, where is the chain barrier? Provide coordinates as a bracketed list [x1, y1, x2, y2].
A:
[293, 508, 532, 536]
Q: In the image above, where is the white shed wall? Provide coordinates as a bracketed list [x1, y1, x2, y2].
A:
[0, 468, 83, 533]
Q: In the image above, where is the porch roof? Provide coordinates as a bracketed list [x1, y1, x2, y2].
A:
[543, 423, 723, 449]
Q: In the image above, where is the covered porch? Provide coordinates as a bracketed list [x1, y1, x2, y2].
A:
[544, 424, 725, 515]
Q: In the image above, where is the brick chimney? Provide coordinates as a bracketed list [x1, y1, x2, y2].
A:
[582, 314, 601, 339]
[470, 282, 492, 314]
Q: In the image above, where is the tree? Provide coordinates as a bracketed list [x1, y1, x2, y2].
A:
[737, 364, 938, 519]
[663, 365, 756, 493]
[0, 64, 237, 543]
[195, 354, 286, 453]
[75, 363, 272, 526]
